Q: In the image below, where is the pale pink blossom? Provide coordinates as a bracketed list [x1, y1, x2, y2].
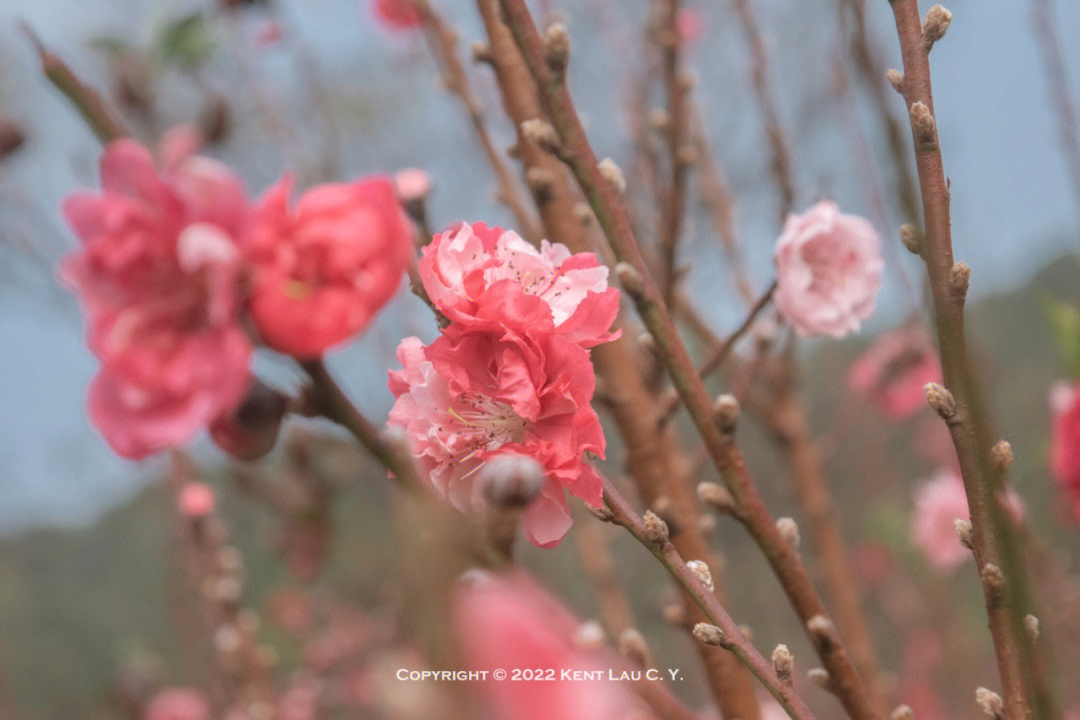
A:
[388, 325, 606, 548]
[246, 175, 412, 358]
[144, 688, 210, 720]
[1050, 380, 1080, 521]
[911, 470, 1025, 570]
[252, 19, 285, 47]
[60, 138, 252, 458]
[371, 0, 422, 30]
[393, 167, 432, 203]
[676, 8, 705, 47]
[419, 222, 620, 348]
[848, 327, 942, 420]
[774, 200, 883, 338]
[452, 569, 657, 720]
[178, 481, 216, 519]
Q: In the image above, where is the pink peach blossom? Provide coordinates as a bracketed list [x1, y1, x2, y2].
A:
[419, 222, 620, 348]
[774, 200, 883, 338]
[848, 327, 942, 420]
[372, 0, 422, 30]
[676, 8, 705, 47]
[60, 138, 252, 458]
[911, 470, 1025, 570]
[144, 688, 210, 720]
[1050, 380, 1080, 521]
[452, 569, 657, 720]
[387, 324, 606, 548]
[246, 175, 412, 358]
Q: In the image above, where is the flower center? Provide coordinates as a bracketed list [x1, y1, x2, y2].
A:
[450, 393, 530, 453]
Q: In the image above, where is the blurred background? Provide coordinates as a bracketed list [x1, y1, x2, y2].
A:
[1, 0, 1080, 718]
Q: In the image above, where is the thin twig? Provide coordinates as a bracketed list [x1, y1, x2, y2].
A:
[495, 5, 882, 720]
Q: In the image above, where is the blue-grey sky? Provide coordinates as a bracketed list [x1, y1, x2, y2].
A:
[1, 0, 1078, 534]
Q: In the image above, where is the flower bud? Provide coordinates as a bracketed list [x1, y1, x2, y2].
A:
[954, 519, 974, 550]
[599, 157, 627, 194]
[981, 564, 1006, 607]
[807, 668, 831, 689]
[615, 262, 646, 298]
[209, 380, 287, 461]
[886, 69, 905, 95]
[521, 118, 562, 155]
[975, 688, 1004, 720]
[574, 620, 606, 650]
[899, 223, 923, 255]
[777, 517, 801, 549]
[772, 644, 793, 684]
[1024, 614, 1039, 641]
[991, 440, 1014, 474]
[891, 705, 915, 720]
[910, 101, 937, 148]
[924, 382, 957, 422]
[807, 615, 838, 648]
[713, 394, 741, 433]
[643, 510, 670, 544]
[544, 23, 571, 74]
[470, 41, 493, 64]
[950, 261, 971, 300]
[692, 622, 727, 647]
[686, 560, 714, 592]
[697, 481, 736, 514]
[618, 628, 651, 666]
[923, 5, 952, 49]
[479, 454, 546, 509]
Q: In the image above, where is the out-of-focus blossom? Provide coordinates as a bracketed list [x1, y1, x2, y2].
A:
[252, 19, 285, 47]
[850, 540, 894, 587]
[911, 469, 1025, 570]
[1050, 380, 1080, 521]
[60, 138, 252, 458]
[676, 8, 705, 47]
[372, 0, 423, 30]
[144, 688, 210, 720]
[849, 327, 942, 420]
[178, 481, 216, 519]
[388, 324, 606, 548]
[452, 569, 656, 720]
[265, 587, 314, 634]
[247, 175, 411, 358]
[774, 200, 883, 338]
[393, 167, 432, 203]
[419, 222, 620, 348]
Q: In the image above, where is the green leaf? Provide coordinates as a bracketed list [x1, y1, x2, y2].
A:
[156, 13, 214, 67]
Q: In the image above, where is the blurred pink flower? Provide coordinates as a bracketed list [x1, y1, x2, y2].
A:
[247, 175, 411, 358]
[848, 327, 942, 420]
[911, 470, 1025, 570]
[452, 569, 656, 720]
[1050, 380, 1080, 521]
[60, 138, 252, 458]
[372, 0, 423, 30]
[774, 200, 883, 338]
[676, 8, 705, 46]
[178, 481, 216, 519]
[419, 222, 620, 348]
[144, 688, 210, 720]
[393, 167, 431, 203]
[388, 324, 606, 548]
[252, 19, 285, 47]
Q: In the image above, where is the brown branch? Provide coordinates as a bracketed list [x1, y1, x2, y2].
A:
[602, 479, 818, 720]
[886, 3, 1050, 720]
[495, 5, 882, 720]
[412, 0, 542, 243]
[20, 21, 129, 144]
[729, 0, 795, 222]
[474, 4, 761, 718]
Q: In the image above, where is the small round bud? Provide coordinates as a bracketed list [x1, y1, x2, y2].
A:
[899, 223, 923, 255]
[713, 394, 741, 433]
[662, 602, 686, 625]
[950, 261, 971, 300]
[807, 668, 831, 689]
[692, 622, 727, 647]
[924, 383, 957, 422]
[981, 564, 1006, 607]
[588, 505, 615, 522]
[615, 262, 646, 298]
[891, 705, 915, 720]
[776, 517, 800, 550]
[599, 157, 627, 194]
[910, 102, 937, 148]
[698, 481, 736, 514]
[574, 620, 606, 650]
[637, 331, 657, 354]
[955, 519, 974, 550]
[886, 69, 905, 95]
[525, 167, 557, 203]
[479, 454, 546, 508]
[686, 560, 714, 592]
[772, 644, 793, 684]
[991, 440, 1014, 474]
[807, 615, 838, 648]
[470, 41, 493, 64]
[975, 688, 1004, 720]
[1024, 614, 1039, 641]
[618, 628, 651, 666]
[642, 510, 670, 544]
[573, 201, 594, 226]
[544, 23, 571, 74]
[648, 107, 670, 130]
[521, 118, 562, 155]
[923, 5, 953, 49]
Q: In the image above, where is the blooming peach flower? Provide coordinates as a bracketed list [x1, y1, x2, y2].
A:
[144, 688, 210, 720]
[246, 175, 412, 358]
[774, 200, 883, 338]
[372, 0, 422, 30]
[388, 325, 605, 548]
[419, 222, 620, 348]
[911, 470, 1025, 570]
[1050, 380, 1080, 521]
[848, 327, 942, 420]
[60, 138, 252, 458]
[452, 569, 657, 720]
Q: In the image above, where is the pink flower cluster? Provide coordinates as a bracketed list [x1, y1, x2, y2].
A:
[1050, 380, 1080, 521]
[388, 223, 619, 547]
[774, 200, 883, 338]
[60, 134, 411, 458]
